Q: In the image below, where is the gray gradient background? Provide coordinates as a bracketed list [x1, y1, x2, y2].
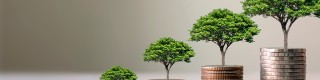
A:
[0, 0, 4, 70]
[0, 0, 320, 79]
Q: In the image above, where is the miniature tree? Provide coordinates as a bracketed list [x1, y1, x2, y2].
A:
[144, 37, 195, 80]
[242, 0, 320, 50]
[189, 9, 260, 66]
[100, 66, 137, 80]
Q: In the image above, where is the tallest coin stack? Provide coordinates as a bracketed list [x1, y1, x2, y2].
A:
[260, 48, 306, 80]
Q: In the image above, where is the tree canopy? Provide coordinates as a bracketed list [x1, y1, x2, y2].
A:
[100, 66, 137, 80]
[190, 9, 260, 45]
[144, 37, 195, 64]
[189, 9, 260, 65]
[242, 0, 320, 18]
[144, 37, 195, 79]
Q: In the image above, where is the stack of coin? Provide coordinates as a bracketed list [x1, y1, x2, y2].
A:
[260, 48, 306, 80]
[201, 65, 243, 80]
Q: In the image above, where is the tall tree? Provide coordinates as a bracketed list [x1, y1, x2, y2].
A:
[190, 9, 260, 65]
[242, 0, 320, 50]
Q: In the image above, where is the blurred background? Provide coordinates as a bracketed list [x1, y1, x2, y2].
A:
[0, 0, 320, 80]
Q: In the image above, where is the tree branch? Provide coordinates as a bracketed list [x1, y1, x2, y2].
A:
[224, 42, 232, 52]
[169, 63, 174, 71]
[275, 13, 288, 32]
[280, 13, 286, 23]
[276, 13, 283, 22]
[212, 41, 217, 44]
[287, 17, 298, 32]
[284, 17, 289, 26]
[219, 44, 225, 54]
[271, 16, 279, 20]
[162, 62, 168, 66]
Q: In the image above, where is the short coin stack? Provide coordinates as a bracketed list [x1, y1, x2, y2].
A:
[260, 48, 306, 80]
[201, 65, 243, 80]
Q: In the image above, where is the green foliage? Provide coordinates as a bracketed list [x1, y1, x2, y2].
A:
[100, 66, 137, 80]
[144, 37, 195, 64]
[190, 9, 260, 44]
[315, 3, 320, 17]
[316, 10, 320, 17]
[242, 0, 319, 18]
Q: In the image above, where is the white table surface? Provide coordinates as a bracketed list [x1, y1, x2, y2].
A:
[0, 72, 319, 80]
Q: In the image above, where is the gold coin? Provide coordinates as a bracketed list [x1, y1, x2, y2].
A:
[202, 65, 243, 71]
[201, 73, 243, 76]
[201, 76, 243, 79]
[202, 70, 243, 74]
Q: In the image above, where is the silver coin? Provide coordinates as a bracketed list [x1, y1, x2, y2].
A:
[261, 75, 305, 79]
[261, 68, 305, 72]
[260, 48, 306, 80]
[260, 56, 306, 60]
[260, 60, 306, 64]
[261, 64, 306, 68]
[260, 52, 305, 57]
[261, 48, 306, 53]
[261, 72, 305, 76]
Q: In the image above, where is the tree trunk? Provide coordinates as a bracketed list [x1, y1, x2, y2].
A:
[284, 32, 288, 52]
[221, 51, 226, 66]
